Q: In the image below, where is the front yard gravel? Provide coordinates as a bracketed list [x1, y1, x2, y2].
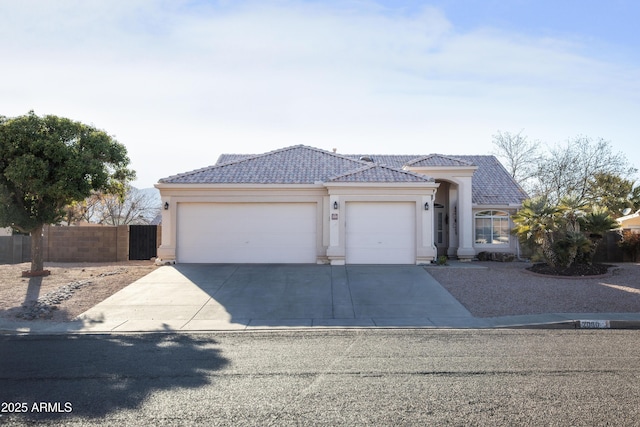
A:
[0, 262, 157, 322]
[426, 261, 640, 318]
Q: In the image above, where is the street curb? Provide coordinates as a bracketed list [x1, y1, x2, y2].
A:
[607, 320, 640, 329]
[504, 320, 640, 330]
[502, 321, 577, 329]
[3, 319, 640, 335]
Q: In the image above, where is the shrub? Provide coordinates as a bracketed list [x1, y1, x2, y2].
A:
[618, 230, 640, 262]
[512, 197, 617, 268]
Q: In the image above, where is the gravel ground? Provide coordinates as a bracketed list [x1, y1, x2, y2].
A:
[426, 261, 640, 317]
[0, 262, 156, 322]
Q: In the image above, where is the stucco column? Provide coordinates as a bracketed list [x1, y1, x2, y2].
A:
[456, 176, 475, 260]
[326, 195, 345, 265]
[417, 193, 437, 263]
[447, 185, 459, 258]
[156, 197, 176, 264]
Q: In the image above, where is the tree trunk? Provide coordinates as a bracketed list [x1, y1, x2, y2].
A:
[541, 236, 558, 268]
[30, 223, 44, 273]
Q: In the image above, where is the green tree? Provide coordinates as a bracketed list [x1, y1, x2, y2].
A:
[585, 172, 640, 218]
[0, 112, 134, 273]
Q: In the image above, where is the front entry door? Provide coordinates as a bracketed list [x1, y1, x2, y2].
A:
[434, 204, 448, 257]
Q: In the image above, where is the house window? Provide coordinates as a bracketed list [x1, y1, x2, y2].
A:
[475, 210, 509, 245]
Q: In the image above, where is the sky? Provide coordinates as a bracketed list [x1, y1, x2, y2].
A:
[1, 0, 639, 189]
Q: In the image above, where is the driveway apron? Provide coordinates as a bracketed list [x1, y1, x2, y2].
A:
[343, 265, 475, 327]
[76, 264, 479, 332]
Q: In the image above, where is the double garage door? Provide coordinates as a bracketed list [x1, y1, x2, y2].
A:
[177, 202, 416, 264]
[177, 203, 317, 263]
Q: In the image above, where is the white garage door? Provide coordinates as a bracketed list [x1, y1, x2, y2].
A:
[345, 202, 416, 264]
[177, 203, 317, 263]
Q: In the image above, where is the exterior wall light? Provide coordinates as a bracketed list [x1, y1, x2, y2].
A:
[333, 201, 339, 210]
[424, 202, 429, 211]
[164, 202, 169, 210]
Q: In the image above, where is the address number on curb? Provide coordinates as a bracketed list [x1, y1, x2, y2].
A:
[579, 320, 610, 329]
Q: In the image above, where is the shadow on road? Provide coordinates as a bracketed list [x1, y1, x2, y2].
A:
[0, 333, 229, 422]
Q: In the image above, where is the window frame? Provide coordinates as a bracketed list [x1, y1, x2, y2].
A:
[474, 210, 510, 246]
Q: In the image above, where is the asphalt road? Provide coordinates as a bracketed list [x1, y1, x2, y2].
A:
[1, 330, 639, 426]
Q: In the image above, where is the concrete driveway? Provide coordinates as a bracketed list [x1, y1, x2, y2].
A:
[76, 264, 483, 332]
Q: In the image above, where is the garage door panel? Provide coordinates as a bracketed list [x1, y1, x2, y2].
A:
[346, 202, 415, 264]
[178, 203, 316, 263]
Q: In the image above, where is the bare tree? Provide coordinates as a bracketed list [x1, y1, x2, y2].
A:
[491, 130, 541, 192]
[97, 186, 161, 225]
[63, 193, 103, 225]
[531, 137, 637, 205]
[66, 187, 160, 226]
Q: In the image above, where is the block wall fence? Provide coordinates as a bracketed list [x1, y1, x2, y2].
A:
[0, 225, 162, 264]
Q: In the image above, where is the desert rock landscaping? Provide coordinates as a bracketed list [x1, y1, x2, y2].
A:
[0, 261, 156, 322]
[427, 261, 640, 318]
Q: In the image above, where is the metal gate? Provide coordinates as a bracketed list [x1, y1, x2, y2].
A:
[129, 225, 158, 260]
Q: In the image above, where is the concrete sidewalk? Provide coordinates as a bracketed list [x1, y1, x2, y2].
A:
[2, 264, 639, 334]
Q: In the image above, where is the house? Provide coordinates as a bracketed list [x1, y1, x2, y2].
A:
[616, 210, 640, 231]
[155, 145, 527, 265]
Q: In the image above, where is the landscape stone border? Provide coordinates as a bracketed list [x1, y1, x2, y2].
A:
[520, 266, 618, 280]
[16, 269, 124, 320]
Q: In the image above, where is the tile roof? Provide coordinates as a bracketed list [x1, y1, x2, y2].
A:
[160, 145, 528, 205]
[159, 145, 365, 184]
[337, 154, 416, 168]
[459, 155, 528, 205]
[328, 164, 434, 183]
[344, 154, 527, 204]
[404, 154, 475, 167]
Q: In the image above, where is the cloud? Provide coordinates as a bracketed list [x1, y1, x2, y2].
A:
[1, 0, 638, 186]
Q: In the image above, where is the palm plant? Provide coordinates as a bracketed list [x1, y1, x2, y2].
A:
[553, 231, 592, 268]
[512, 198, 617, 268]
[579, 206, 619, 263]
[511, 197, 563, 267]
[580, 207, 619, 241]
[558, 196, 588, 232]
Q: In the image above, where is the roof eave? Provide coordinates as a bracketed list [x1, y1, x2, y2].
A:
[324, 181, 439, 188]
[155, 182, 326, 190]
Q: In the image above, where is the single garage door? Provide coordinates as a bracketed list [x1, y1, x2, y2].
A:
[177, 203, 317, 263]
[346, 202, 416, 264]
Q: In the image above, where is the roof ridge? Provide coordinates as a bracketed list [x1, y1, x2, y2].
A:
[328, 163, 434, 182]
[303, 145, 371, 165]
[218, 145, 368, 166]
[327, 163, 377, 181]
[159, 145, 366, 183]
[404, 153, 474, 167]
